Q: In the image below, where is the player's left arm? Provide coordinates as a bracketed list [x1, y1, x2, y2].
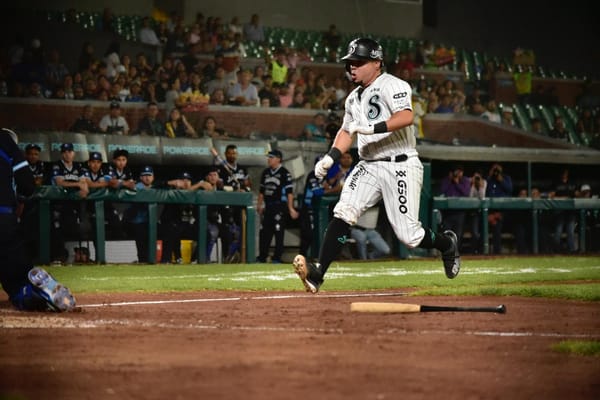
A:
[382, 108, 414, 131]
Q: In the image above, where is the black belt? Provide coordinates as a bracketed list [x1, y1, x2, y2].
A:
[364, 154, 408, 162]
[0, 206, 14, 214]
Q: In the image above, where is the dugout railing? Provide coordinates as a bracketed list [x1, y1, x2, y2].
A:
[431, 196, 600, 254]
[310, 195, 600, 258]
[34, 186, 255, 264]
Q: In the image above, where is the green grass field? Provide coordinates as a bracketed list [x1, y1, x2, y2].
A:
[47, 255, 600, 301]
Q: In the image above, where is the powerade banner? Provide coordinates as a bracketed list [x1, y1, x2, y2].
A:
[212, 139, 272, 166]
[161, 137, 213, 165]
[16, 132, 273, 166]
[106, 135, 161, 165]
[48, 132, 101, 163]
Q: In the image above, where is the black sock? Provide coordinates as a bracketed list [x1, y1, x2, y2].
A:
[318, 217, 351, 275]
[418, 228, 452, 253]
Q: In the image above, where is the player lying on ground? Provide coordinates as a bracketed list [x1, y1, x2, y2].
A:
[293, 38, 460, 293]
[0, 128, 76, 312]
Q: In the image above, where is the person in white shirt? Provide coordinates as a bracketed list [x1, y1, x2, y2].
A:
[139, 17, 161, 46]
[99, 101, 130, 135]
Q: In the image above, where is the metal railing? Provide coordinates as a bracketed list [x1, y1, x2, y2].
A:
[35, 186, 255, 264]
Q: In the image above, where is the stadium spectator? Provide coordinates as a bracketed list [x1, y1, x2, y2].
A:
[70, 104, 100, 133]
[201, 116, 227, 139]
[530, 118, 545, 135]
[549, 115, 569, 142]
[289, 89, 308, 109]
[501, 106, 515, 126]
[209, 88, 227, 105]
[44, 49, 69, 93]
[165, 108, 197, 138]
[243, 14, 265, 43]
[227, 69, 258, 106]
[98, 101, 130, 135]
[103, 40, 122, 80]
[575, 107, 595, 137]
[125, 80, 144, 102]
[228, 16, 243, 36]
[269, 48, 289, 86]
[482, 99, 501, 123]
[139, 17, 161, 47]
[302, 113, 328, 142]
[135, 102, 165, 136]
[203, 66, 230, 96]
[258, 74, 278, 107]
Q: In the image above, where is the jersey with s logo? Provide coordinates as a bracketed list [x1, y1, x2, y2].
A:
[341, 73, 416, 160]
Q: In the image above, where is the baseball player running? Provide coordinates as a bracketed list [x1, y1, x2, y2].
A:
[293, 38, 460, 293]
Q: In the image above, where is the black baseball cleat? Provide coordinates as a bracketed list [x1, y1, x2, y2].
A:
[28, 267, 77, 312]
[441, 230, 461, 279]
[292, 254, 324, 293]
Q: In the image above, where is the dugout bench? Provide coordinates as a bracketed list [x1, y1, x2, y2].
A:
[34, 186, 255, 264]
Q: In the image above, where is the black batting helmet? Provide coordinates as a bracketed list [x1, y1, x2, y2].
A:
[341, 38, 384, 62]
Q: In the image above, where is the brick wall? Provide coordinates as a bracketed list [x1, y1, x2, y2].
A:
[0, 99, 317, 139]
[0, 98, 577, 149]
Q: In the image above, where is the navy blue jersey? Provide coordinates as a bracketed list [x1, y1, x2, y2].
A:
[28, 161, 45, 183]
[218, 162, 249, 190]
[112, 166, 134, 181]
[259, 166, 294, 204]
[51, 160, 86, 184]
[0, 133, 31, 208]
[82, 164, 113, 183]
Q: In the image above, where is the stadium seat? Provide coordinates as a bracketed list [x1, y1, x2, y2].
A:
[512, 103, 531, 131]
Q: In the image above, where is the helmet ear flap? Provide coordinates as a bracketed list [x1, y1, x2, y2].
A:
[344, 62, 352, 81]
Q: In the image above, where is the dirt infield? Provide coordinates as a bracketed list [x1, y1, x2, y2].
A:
[1, 291, 599, 400]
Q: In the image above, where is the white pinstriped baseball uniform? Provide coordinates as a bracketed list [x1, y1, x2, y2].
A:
[334, 72, 425, 248]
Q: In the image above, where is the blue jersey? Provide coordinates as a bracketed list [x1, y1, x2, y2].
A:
[51, 160, 85, 185]
[259, 165, 294, 204]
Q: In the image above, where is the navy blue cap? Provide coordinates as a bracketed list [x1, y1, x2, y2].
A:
[88, 151, 103, 161]
[180, 171, 193, 180]
[26, 143, 41, 151]
[267, 149, 283, 159]
[110, 101, 121, 109]
[140, 166, 154, 176]
[60, 143, 74, 152]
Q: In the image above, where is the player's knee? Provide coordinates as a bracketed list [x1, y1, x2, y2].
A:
[333, 203, 360, 225]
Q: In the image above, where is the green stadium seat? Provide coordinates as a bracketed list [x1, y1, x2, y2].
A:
[512, 103, 531, 131]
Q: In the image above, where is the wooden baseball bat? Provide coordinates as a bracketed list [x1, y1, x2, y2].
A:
[350, 302, 506, 314]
